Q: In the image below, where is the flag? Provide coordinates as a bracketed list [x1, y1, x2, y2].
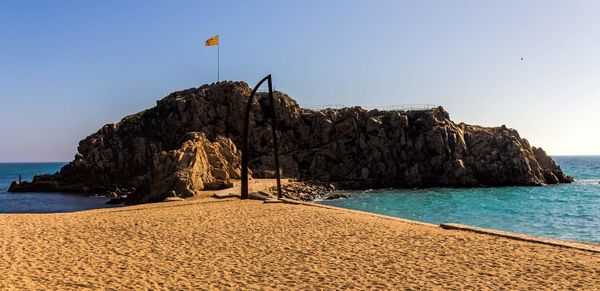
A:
[205, 35, 219, 46]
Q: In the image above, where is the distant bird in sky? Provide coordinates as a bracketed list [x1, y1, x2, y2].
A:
[521, 57, 524, 61]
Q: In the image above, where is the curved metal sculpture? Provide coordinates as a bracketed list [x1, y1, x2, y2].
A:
[241, 74, 282, 199]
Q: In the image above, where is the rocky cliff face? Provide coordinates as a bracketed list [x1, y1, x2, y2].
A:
[9, 81, 572, 203]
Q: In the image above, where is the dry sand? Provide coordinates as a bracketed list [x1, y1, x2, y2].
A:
[1, 198, 599, 290]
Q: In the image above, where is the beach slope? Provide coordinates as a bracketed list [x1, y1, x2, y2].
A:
[1, 200, 598, 289]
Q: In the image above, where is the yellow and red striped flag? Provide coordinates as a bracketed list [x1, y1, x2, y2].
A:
[205, 35, 219, 46]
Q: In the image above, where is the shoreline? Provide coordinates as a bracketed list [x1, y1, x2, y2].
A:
[282, 198, 600, 253]
[3, 191, 600, 251]
[3, 178, 599, 247]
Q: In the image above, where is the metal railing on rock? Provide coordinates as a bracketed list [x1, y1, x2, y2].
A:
[365, 104, 437, 111]
[300, 104, 437, 112]
[301, 104, 347, 111]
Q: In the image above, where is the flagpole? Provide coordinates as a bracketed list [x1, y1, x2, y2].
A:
[217, 35, 220, 82]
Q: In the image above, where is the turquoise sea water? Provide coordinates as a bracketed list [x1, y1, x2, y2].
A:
[0, 162, 118, 213]
[319, 156, 600, 243]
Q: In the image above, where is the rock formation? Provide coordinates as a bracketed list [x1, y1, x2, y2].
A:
[265, 183, 345, 201]
[9, 81, 573, 204]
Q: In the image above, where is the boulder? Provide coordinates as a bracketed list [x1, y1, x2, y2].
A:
[130, 132, 242, 204]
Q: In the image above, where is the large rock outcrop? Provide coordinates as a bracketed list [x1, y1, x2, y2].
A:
[9, 81, 573, 203]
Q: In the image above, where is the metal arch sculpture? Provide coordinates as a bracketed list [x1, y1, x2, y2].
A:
[241, 74, 282, 199]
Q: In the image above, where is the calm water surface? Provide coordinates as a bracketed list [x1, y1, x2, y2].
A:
[319, 156, 600, 243]
[0, 162, 118, 213]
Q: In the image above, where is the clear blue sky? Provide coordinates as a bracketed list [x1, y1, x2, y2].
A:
[1, 0, 599, 162]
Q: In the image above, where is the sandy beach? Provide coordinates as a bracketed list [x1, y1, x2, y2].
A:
[1, 198, 599, 290]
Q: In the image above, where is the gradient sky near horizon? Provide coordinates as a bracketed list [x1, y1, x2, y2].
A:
[1, 0, 599, 162]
